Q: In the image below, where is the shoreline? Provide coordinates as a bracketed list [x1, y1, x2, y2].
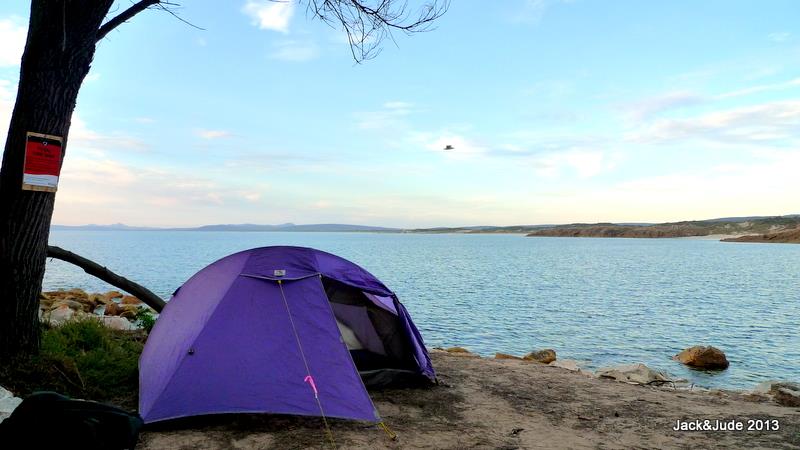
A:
[39, 288, 793, 393]
[139, 352, 800, 449]
[25, 288, 800, 448]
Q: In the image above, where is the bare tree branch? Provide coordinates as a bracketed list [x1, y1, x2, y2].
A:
[47, 245, 166, 312]
[96, 0, 161, 42]
[305, 0, 450, 62]
[155, 2, 206, 31]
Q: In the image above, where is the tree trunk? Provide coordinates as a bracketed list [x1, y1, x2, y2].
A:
[0, 1, 114, 359]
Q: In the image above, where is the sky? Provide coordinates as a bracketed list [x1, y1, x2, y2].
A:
[1, 0, 799, 228]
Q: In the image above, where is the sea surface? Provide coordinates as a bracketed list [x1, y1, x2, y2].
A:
[44, 230, 800, 389]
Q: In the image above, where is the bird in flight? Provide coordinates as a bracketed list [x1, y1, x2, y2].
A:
[444, 144, 454, 150]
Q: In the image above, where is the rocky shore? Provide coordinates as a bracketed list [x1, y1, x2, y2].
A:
[39, 288, 155, 331]
[29, 290, 800, 448]
[140, 350, 800, 449]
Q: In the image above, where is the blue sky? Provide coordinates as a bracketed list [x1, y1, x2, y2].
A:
[1, 0, 799, 227]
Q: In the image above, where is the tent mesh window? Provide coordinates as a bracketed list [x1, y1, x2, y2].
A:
[322, 278, 419, 379]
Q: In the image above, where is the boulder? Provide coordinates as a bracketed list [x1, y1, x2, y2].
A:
[446, 347, 471, 353]
[120, 295, 142, 305]
[549, 359, 580, 372]
[445, 347, 479, 357]
[597, 363, 673, 385]
[49, 299, 85, 312]
[39, 292, 56, 309]
[97, 316, 137, 331]
[524, 349, 556, 364]
[51, 288, 89, 302]
[674, 346, 729, 369]
[46, 304, 76, 325]
[104, 302, 124, 316]
[774, 385, 800, 407]
[102, 291, 124, 302]
[88, 293, 105, 306]
[495, 353, 522, 360]
[0, 387, 22, 424]
[43, 289, 97, 312]
[754, 381, 800, 407]
[119, 305, 140, 320]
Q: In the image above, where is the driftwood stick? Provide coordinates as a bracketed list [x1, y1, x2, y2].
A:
[46, 245, 165, 312]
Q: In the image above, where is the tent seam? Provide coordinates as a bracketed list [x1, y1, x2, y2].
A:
[314, 275, 383, 422]
[142, 253, 251, 419]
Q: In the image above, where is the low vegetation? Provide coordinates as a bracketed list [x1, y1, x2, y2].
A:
[525, 215, 800, 239]
[0, 319, 144, 410]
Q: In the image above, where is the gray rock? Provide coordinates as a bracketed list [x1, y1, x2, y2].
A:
[549, 359, 580, 372]
[754, 381, 800, 407]
[524, 349, 556, 364]
[596, 363, 673, 385]
[0, 387, 22, 424]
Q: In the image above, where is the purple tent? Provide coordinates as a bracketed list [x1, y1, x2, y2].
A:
[139, 246, 435, 424]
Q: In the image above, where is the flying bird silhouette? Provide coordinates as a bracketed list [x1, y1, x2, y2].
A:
[444, 144, 454, 150]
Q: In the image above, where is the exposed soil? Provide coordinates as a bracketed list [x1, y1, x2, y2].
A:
[138, 352, 800, 449]
[722, 227, 800, 244]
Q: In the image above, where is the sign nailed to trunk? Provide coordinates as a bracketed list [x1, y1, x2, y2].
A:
[22, 132, 63, 192]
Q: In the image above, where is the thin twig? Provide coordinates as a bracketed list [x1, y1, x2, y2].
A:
[52, 363, 83, 391]
[97, 0, 161, 42]
[155, 3, 205, 31]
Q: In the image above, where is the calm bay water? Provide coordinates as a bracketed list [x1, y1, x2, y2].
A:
[44, 230, 800, 389]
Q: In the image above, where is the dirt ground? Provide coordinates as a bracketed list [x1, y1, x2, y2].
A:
[139, 352, 800, 449]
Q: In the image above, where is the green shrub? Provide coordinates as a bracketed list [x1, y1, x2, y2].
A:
[0, 318, 144, 409]
[134, 308, 157, 333]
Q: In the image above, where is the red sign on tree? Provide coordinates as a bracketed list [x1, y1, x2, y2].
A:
[22, 132, 63, 192]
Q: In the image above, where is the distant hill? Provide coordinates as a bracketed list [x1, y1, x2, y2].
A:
[51, 223, 398, 232]
[51, 223, 156, 231]
[721, 226, 800, 244]
[187, 223, 397, 232]
[525, 215, 800, 239]
[51, 215, 800, 239]
[406, 225, 555, 234]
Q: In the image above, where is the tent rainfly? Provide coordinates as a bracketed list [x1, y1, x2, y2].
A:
[139, 246, 435, 424]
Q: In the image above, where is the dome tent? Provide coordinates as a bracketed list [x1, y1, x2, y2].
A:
[139, 246, 435, 424]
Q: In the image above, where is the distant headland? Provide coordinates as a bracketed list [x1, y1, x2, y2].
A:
[50, 214, 800, 243]
[525, 215, 800, 243]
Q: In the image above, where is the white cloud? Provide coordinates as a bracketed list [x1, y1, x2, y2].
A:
[715, 77, 800, 99]
[532, 150, 616, 178]
[69, 114, 147, 153]
[354, 101, 413, 131]
[195, 129, 232, 139]
[622, 91, 706, 120]
[383, 101, 413, 110]
[625, 100, 800, 145]
[270, 40, 318, 62]
[0, 79, 15, 145]
[243, 0, 295, 33]
[521, 79, 574, 99]
[768, 32, 791, 43]
[55, 155, 271, 226]
[510, 0, 571, 24]
[0, 18, 26, 67]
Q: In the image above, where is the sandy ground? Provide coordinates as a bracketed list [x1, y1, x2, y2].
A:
[139, 352, 800, 449]
[677, 234, 746, 240]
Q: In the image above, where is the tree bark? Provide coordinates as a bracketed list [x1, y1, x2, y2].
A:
[0, 0, 115, 359]
[47, 246, 166, 312]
